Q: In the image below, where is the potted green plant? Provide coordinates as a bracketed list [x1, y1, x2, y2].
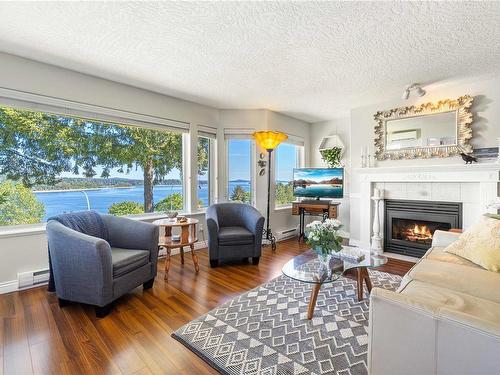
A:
[305, 219, 343, 264]
[320, 146, 343, 167]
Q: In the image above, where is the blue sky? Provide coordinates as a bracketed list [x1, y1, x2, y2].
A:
[227, 140, 297, 182]
[228, 139, 252, 180]
[274, 143, 297, 181]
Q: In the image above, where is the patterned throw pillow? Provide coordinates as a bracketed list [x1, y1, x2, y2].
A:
[444, 216, 500, 272]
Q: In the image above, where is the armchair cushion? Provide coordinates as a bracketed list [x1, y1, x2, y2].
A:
[111, 248, 150, 278]
[218, 226, 254, 246]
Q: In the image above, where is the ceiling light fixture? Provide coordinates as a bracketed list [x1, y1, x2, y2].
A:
[402, 83, 426, 100]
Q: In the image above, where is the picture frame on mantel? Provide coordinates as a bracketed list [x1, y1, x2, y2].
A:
[373, 95, 474, 160]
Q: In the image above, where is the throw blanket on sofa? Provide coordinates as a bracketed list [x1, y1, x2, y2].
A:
[47, 211, 108, 292]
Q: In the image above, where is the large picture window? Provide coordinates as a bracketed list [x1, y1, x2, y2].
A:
[227, 139, 253, 204]
[0, 105, 185, 226]
[274, 142, 301, 207]
[197, 136, 212, 208]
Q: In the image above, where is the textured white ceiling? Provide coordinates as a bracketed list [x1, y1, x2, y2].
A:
[0, 1, 499, 122]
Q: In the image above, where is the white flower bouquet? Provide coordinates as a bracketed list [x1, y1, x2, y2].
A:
[305, 218, 343, 256]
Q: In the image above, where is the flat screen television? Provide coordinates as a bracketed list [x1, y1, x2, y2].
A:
[293, 168, 344, 199]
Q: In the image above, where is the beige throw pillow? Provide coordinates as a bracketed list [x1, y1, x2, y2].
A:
[444, 216, 500, 272]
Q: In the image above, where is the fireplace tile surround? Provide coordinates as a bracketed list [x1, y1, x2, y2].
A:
[353, 163, 499, 256]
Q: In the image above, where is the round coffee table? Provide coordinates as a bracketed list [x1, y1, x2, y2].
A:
[282, 248, 388, 319]
[153, 218, 200, 281]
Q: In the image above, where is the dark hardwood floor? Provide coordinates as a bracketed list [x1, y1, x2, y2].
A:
[0, 238, 414, 375]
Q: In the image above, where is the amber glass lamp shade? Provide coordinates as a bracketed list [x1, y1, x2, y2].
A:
[253, 131, 288, 151]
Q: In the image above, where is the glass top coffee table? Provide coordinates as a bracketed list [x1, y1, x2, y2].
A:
[282, 247, 388, 319]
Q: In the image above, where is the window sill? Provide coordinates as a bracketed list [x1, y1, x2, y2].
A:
[274, 205, 292, 212]
[0, 210, 207, 239]
[0, 223, 47, 238]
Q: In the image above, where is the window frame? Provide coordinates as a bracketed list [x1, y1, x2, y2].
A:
[225, 138, 255, 206]
[273, 142, 304, 209]
[196, 135, 217, 209]
[0, 99, 188, 227]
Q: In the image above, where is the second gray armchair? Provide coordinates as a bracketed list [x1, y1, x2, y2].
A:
[206, 203, 265, 267]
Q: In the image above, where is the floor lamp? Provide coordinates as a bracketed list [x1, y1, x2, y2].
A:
[253, 130, 288, 251]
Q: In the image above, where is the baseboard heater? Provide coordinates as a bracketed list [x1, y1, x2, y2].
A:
[275, 227, 298, 241]
[18, 268, 50, 289]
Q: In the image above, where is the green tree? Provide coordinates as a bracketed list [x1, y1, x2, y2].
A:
[0, 106, 210, 213]
[154, 193, 183, 211]
[0, 181, 45, 225]
[0, 107, 74, 186]
[0, 191, 7, 205]
[230, 185, 251, 203]
[108, 201, 144, 216]
[275, 182, 294, 206]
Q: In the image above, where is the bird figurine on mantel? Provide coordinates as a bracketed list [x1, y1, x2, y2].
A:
[460, 152, 478, 164]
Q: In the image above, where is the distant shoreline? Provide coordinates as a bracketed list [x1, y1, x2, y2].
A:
[33, 180, 250, 194]
[34, 185, 183, 194]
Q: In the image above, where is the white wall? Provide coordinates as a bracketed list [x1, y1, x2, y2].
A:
[0, 53, 311, 290]
[348, 73, 500, 242]
[0, 52, 219, 127]
[307, 73, 500, 243]
[309, 118, 351, 233]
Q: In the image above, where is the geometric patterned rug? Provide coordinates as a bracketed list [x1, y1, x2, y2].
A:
[172, 269, 402, 375]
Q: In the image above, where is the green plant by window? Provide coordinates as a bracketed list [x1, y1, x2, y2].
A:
[0, 181, 45, 225]
[320, 146, 343, 167]
[108, 201, 144, 216]
[154, 193, 184, 211]
[275, 182, 294, 206]
[230, 185, 251, 203]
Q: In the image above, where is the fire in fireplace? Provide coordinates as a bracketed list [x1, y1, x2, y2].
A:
[385, 200, 462, 258]
[392, 218, 450, 246]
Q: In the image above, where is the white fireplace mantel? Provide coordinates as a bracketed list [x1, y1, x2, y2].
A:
[354, 163, 499, 183]
[355, 163, 499, 251]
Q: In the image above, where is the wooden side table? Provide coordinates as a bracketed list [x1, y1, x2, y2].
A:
[153, 218, 200, 281]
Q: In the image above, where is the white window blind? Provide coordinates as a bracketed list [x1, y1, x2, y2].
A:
[0, 87, 190, 133]
[224, 128, 255, 139]
[198, 125, 217, 139]
[285, 134, 305, 146]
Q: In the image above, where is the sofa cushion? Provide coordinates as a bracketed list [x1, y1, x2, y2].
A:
[408, 258, 500, 303]
[424, 247, 483, 269]
[218, 226, 254, 245]
[444, 216, 500, 272]
[399, 280, 500, 330]
[111, 247, 150, 278]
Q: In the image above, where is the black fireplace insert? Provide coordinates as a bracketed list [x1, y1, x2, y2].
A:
[384, 200, 462, 258]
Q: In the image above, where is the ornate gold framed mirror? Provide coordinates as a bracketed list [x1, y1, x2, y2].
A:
[374, 95, 473, 160]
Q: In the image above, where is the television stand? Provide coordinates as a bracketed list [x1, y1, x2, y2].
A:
[292, 201, 340, 242]
[301, 199, 329, 205]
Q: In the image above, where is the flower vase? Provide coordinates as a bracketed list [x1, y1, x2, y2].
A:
[314, 249, 332, 268]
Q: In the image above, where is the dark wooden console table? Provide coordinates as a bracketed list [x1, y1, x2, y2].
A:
[292, 200, 340, 242]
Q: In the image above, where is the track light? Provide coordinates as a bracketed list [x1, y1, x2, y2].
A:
[402, 83, 426, 100]
[415, 86, 426, 97]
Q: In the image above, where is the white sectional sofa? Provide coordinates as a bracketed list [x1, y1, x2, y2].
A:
[368, 230, 500, 375]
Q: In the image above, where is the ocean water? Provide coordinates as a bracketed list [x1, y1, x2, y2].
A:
[36, 181, 250, 220]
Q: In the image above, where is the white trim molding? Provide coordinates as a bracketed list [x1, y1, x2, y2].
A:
[0, 280, 18, 295]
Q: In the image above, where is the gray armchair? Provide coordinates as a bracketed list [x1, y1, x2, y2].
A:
[46, 211, 159, 317]
[206, 203, 265, 267]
